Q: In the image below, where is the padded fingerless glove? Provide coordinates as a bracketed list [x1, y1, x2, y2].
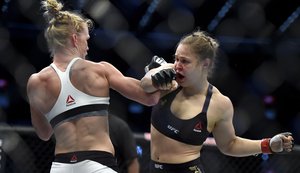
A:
[145, 55, 167, 73]
[151, 68, 176, 88]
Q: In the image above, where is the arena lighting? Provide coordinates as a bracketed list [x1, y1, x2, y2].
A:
[0, 95, 9, 108]
[1, 0, 10, 14]
[261, 153, 269, 161]
[136, 145, 143, 156]
[263, 95, 275, 105]
[207, 0, 236, 32]
[138, 0, 161, 29]
[264, 109, 276, 120]
[0, 79, 7, 88]
[278, 6, 300, 33]
[65, 0, 85, 11]
[128, 102, 144, 114]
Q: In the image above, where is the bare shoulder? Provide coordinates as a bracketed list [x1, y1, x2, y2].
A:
[27, 67, 51, 87]
[98, 61, 111, 66]
[98, 61, 121, 74]
[27, 73, 40, 87]
[83, 60, 114, 71]
[210, 87, 234, 118]
[98, 61, 116, 69]
[75, 60, 112, 76]
[27, 66, 55, 99]
[213, 87, 232, 107]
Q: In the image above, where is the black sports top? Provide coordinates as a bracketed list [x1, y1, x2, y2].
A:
[151, 84, 213, 146]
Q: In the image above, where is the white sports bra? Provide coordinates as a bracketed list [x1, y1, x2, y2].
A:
[45, 58, 110, 128]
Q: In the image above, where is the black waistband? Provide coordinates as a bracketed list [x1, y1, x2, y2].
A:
[151, 157, 202, 171]
[54, 150, 116, 166]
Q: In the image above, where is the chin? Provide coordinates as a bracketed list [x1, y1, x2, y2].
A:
[176, 79, 184, 86]
[176, 75, 184, 81]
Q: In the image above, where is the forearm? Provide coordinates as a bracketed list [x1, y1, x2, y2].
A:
[31, 109, 53, 141]
[115, 77, 160, 106]
[33, 122, 53, 141]
[220, 137, 262, 157]
[140, 69, 158, 93]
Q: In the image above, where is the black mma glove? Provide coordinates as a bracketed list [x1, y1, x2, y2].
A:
[145, 55, 167, 73]
[151, 68, 176, 88]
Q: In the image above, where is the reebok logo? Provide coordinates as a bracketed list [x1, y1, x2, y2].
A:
[66, 95, 75, 106]
[70, 154, 77, 163]
[193, 122, 202, 133]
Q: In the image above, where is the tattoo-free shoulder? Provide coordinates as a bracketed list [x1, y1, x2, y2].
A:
[211, 87, 234, 117]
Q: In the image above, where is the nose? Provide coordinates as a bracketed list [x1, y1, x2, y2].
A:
[175, 62, 182, 72]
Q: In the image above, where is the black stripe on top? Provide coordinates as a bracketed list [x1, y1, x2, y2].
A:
[50, 104, 109, 128]
[201, 84, 213, 113]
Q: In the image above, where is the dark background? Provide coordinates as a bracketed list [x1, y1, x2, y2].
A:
[0, 0, 300, 142]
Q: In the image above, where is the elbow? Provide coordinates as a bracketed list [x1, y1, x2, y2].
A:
[144, 98, 159, 106]
[35, 127, 53, 141]
[39, 136, 51, 141]
[144, 94, 160, 106]
[37, 131, 53, 141]
[219, 147, 232, 156]
[149, 100, 159, 106]
[31, 117, 53, 141]
[140, 77, 157, 94]
[217, 139, 237, 156]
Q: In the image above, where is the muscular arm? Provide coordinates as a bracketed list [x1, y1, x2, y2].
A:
[27, 74, 53, 141]
[140, 69, 158, 93]
[212, 95, 261, 157]
[101, 62, 160, 106]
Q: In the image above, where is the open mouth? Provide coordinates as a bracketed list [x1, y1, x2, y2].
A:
[176, 73, 184, 81]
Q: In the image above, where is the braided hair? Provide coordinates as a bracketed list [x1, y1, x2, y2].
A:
[41, 0, 93, 56]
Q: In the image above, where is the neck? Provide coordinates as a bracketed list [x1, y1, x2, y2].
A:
[182, 80, 209, 97]
[51, 49, 82, 71]
[53, 48, 81, 64]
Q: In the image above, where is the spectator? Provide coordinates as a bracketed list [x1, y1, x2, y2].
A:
[109, 114, 140, 173]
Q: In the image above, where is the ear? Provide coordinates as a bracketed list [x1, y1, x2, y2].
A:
[203, 58, 211, 68]
[71, 34, 78, 47]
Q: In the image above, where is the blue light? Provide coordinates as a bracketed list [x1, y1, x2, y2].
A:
[0, 95, 9, 108]
[136, 145, 143, 156]
[279, 6, 300, 33]
[139, 0, 161, 28]
[128, 103, 144, 114]
[208, 0, 237, 31]
[261, 154, 269, 161]
[264, 109, 276, 120]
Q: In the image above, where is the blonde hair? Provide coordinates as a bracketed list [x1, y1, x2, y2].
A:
[41, 0, 93, 56]
[177, 30, 219, 77]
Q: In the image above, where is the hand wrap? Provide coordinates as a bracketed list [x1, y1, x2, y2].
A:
[261, 138, 272, 154]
